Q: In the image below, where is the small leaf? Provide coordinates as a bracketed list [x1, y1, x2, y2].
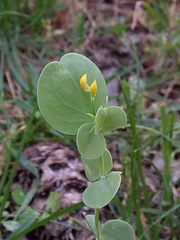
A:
[101, 106, 127, 133]
[85, 214, 96, 235]
[12, 187, 26, 205]
[94, 106, 107, 134]
[6, 212, 39, 239]
[102, 149, 113, 175]
[83, 172, 121, 208]
[77, 123, 106, 159]
[101, 220, 136, 240]
[46, 191, 60, 213]
[18, 206, 40, 224]
[2, 221, 20, 232]
[82, 149, 112, 181]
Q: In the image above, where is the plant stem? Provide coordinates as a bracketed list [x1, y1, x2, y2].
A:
[95, 208, 101, 240]
[160, 105, 171, 185]
[99, 156, 104, 176]
[91, 97, 95, 115]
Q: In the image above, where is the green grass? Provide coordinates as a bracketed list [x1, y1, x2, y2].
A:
[1, 0, 180, 239]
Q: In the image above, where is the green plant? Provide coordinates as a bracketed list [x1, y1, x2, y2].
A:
[37, 53, 135, 240]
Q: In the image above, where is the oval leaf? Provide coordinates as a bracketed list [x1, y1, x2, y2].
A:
[101, 220, 135, 240]
[101, 106, 127, 133]
[77, 123, 106, 159]
[82, 149, 112, 181]
[37, 53, 107, 135]
[83, 172, 121, 208]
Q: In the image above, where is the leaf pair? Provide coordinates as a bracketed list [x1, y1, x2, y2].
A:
[95, 106, 127, 134]
[76, 106, 127, 159]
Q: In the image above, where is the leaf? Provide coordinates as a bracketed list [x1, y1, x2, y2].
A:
[37, 53, 107, 135]
[101, 149, 112, 175]
[2, 221, 20, 232]
[101, 220, 136, 240]
[94, 106, 107, 134]
[82, 149, 112, 181]
[12, 187, 26, 205]
[108, 24, 129, 37]
[18, 206, 40, 224]
[7, 202, 84, 240]
[6, 212, 39, 239]
[85, 214, 96, 235]
[83, 172, 121, 208]
[101, 106, 127, 133]
[46, 191, 60, 213]
[77, 123, 106, 159]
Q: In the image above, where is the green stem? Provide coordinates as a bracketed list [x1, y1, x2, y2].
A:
[91, 97, 95, 115]
[160, 106, 176, 238]
[95, 208, 101, 240]
[160, 105, 171, 185]
[99, 155, 104, 176]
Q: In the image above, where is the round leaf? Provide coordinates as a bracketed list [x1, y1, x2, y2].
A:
[101, 106, 127, 133]
[77, 123, 106, 159]
[82, 149, 112, 181]
[37, 53, 107, 135]
[101, 220, 135, 240]
[83, 172, 121, 208]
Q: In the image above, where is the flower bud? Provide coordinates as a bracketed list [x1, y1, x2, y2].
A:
[90, 80, 97, 98]
[80, 74, 89, 92]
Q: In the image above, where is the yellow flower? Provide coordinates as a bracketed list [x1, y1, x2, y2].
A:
[90, 80, 97, 98]
[80, 74, 89, 92]
[79, 74, 97, 99]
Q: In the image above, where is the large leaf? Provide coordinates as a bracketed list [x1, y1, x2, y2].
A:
[83, 172, 121, 208]
[77, 123, 106, 159]
[37, 53, 107, 135]
[101, 220, 135, 240]
[82, 149, 112, 181]
[101, 106, 127, 133]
